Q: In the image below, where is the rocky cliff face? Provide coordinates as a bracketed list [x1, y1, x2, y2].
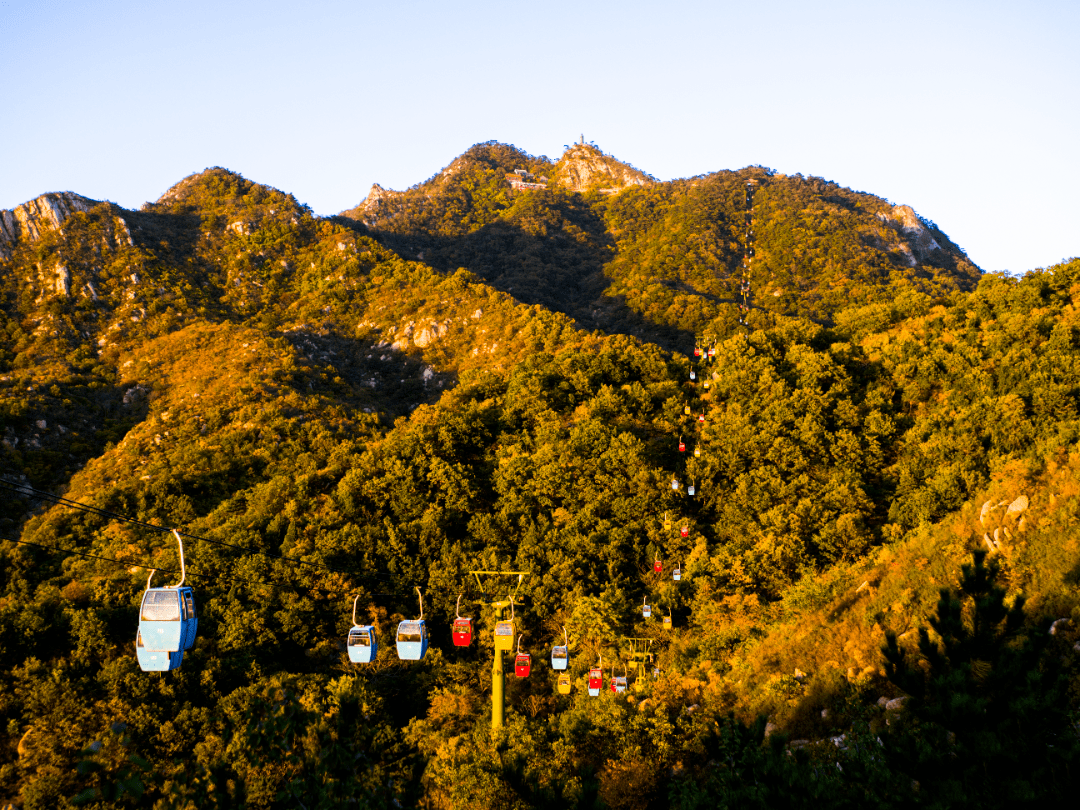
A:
[350, 183, 403, 224]
[551, 143, 654, 194]
[0, 192, 100, 259]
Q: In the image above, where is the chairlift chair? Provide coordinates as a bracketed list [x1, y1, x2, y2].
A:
[452, 594, 473, 647]
[494, 594, 516, 651]
[396, 587, 429, 661]
[347, 595, 378, 664]
[137, 529, 198, 673]
[514, 635, 531, 678]
[551, 626, 569, 670]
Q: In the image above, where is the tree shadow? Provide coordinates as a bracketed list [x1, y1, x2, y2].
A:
[275, 327, 457, 424]
[360, 203, 697, 353]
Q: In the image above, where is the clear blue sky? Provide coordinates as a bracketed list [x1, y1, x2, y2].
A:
[2, 0, 1077, 274]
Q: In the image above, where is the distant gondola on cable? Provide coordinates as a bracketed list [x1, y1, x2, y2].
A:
[612, 666, 628, 693]
[663, 512, 672, 532]
[694, 445, 701, 458]
[698, 412, 706, 424]
[396, 587, 429, 661]
[671, 476, 680, 491]
[688, 480, 696, 496]
[690, 369, 696, 381]
[452, 594, 473, 647]
[673, 562, 682, 582]
[681, 523, 689, 538]
[588, 659, 603, 696]
[136, 529, 198, 673]
[642, 596, 652, 618]
[552, 626, 569, 670]
[653, 553, 662, 574]
[347, 595, 378, 664]
[494, 595, 516, 651]
[684, 404, 691, 415]
[663, 608, 672, 630]
[678, 436, 685, 452]
[514, 635, 531, 678]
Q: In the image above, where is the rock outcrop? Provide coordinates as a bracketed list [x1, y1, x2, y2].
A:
[552, 143, 654, 194]
[0, 192, 98, 259]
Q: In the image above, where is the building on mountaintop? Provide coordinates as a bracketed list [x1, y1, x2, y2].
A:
[506, 168, 548, 191]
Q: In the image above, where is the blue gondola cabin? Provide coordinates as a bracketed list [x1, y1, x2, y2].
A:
[348, 625, 378, 663]
[396, 619, 428, 660]
[137, 586, 198, 673]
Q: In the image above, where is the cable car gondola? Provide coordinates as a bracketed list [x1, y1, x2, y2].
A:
[698, 412, 706, 424]
[673, 562, 682, 582]
[452, 594, 473, 647]
[557, 672, 572, 695]
[688, 480, 696, 497]
[551, 626, 569, 670]
[690, 369, 696, 381]
[588, 658, 603, 697]
[642, 596, 652, 618]
[694, 445, 701, 458]
[136, 529, 197, 673]
[396, 587, 429, 661]
[347, 595, 378, 664]
[612, 666, 628, 693]
[494, 594, 515, 652]
[135, 629, 183, 672]
[684, 404, 691, 416]
[663, 512, 671, 532]
[514, 635, 531, 678]
[663, 608, 672, 630]
[678, 436, 685, 452]
[653, 553, 662, 574]
[671, 477, 680, 491]
[681, 524, 689, 538]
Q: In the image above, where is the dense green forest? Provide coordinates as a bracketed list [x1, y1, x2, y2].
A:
[1, 144, 1079, 808]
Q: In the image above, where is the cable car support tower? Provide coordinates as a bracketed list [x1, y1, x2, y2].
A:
[471, 569, 530, 731]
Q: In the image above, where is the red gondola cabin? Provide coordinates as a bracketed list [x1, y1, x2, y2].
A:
[681, 525, 689, 538]
[515, 652, 531, 678]
[653, 558, 663, 574]
[588, 667, 603, 696]
[452, 617, 472, 646]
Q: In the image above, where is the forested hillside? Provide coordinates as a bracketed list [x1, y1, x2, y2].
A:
[1, 145, 1078, 809]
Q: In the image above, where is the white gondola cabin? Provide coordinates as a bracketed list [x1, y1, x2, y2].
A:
[551, 626, 569, 670]
[396, 588, 429, 661]
[347, 596, 378, 664]
[137, 530, 197, 673]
